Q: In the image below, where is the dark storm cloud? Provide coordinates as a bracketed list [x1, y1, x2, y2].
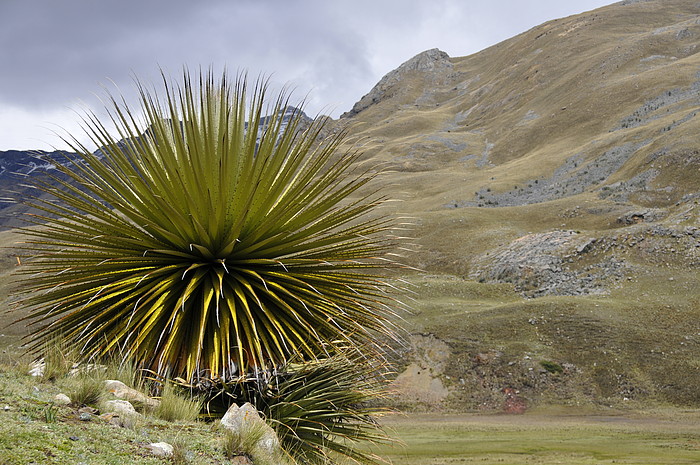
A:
[0, 0, 375, 111]
[0, 0, 614, 149]
[0, 1, 196, 107]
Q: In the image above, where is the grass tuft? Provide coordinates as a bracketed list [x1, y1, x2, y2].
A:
[66, 373, 105, 407]
[171, 438, 193, 465]
[41, 336, 73, 381]
[221, 420, 268, 459]
[153, 382, 202, 423]
[540, 360, 564, 374]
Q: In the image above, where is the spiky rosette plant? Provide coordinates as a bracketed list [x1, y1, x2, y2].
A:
[265, 356, 394, 465]
[17, 70, 400, 383]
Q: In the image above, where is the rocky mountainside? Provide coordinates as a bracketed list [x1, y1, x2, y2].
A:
[334, 0, 700, 296]
[328, 0, 700, 411]
[0, 150, 82, 230]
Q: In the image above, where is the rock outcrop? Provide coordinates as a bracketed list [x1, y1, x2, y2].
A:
[341, 48, 452, 117]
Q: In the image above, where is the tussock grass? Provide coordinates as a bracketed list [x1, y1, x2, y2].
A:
[153, 382, 203, 423]
[221, 420, 268, 460]
[65, 373, 105, 407]
[170, 439, 193, 465]
[41, 336, 74, 381]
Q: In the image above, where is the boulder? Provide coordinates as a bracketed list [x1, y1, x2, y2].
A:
[220, 403, 286, 462]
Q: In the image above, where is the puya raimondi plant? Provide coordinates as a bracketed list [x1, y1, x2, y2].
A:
[16, 70, 403, 386]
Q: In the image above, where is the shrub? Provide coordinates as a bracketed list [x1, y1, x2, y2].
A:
[540, 360, 564, 374]
[17, 69, 402, 465]
[265, 356, 394, 465]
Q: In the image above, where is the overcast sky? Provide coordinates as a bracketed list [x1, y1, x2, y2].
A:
[0, 0, 614, 151]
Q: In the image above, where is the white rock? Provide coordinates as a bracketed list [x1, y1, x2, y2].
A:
[147, 442, 173, 457]
[54, 393, 72, 405]
[104, 380, 159, 408]
[104, 399, 140, 416]
[68, 363, 106, 377]
[220, 402, 282, 457]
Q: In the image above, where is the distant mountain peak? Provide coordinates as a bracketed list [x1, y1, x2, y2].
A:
[341, 48, 452, 117]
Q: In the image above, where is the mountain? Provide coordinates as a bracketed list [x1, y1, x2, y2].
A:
[2, 0, 699, 411]
[336, 0, 700, 287]
[0, 150, 84, 231]
[329, 0, 700, 410]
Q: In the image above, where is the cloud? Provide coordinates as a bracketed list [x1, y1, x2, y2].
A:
[0, 0, 613, 150]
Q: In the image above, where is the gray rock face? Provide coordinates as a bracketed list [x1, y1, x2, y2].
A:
[342, 48, 452, 117]
[470, 230, 626, 297]
[457, 141, 652, 209]
[470, 221, 700, 298]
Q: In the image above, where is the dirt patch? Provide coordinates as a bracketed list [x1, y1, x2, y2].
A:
[390, 334, 451, 408]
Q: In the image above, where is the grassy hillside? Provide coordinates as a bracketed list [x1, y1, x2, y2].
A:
[330, 0, 700, 411]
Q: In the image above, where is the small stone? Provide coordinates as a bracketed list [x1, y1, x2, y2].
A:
[3, 405, 9, 411]
[104, 380, 159, 408]
[103, 400, 139, 416]
[78, 412, 92, 421]
[69, 436, 79, 441]
[54, 393, 71, 405]
[68, 363, 106, 377]
[147, 442, 174, 457]
[230, 456, 254, 465]
[99, 412, 126, 427]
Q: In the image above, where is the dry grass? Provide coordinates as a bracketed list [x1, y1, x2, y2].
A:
[153, 382, 203, 423]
